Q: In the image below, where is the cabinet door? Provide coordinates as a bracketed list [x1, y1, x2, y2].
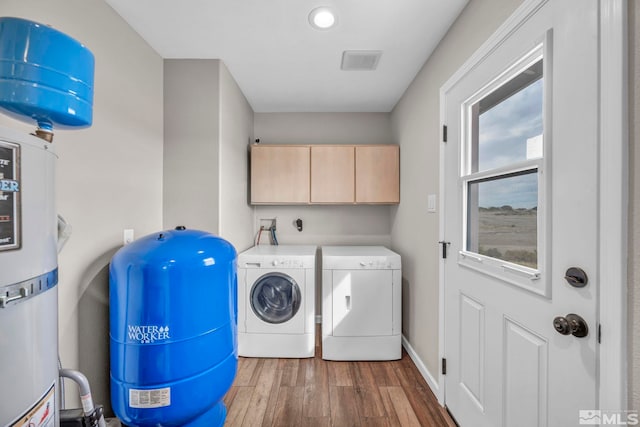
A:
[355, 145, 400, 203]
[250, 145, 310, 204]
[310, 146, 355, 203]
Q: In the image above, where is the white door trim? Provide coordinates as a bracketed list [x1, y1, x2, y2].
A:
[598, 0, 629, 411]
[437, 0, 628, 411]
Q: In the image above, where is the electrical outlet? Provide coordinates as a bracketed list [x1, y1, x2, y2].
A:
[123, 229, 134, 245]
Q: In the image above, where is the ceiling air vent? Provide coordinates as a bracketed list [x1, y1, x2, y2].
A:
[341, 50, 382, 71]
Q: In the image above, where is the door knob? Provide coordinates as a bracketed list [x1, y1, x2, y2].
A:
[553, 313, 589, 338]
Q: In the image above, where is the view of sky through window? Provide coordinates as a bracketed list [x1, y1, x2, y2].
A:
[477, 78, 543, 208]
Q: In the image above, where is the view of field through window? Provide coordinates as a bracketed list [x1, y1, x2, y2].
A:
[467, 63, 543, 269]
[473, 172, 538, 268]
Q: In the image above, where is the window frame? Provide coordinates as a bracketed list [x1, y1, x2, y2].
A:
[457, 40, 552, 297]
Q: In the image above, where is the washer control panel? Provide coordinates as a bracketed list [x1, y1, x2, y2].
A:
[270, 259, 305, 268]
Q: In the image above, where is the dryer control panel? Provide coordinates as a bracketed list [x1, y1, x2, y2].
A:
[357, 260, 395, 269]
[322, 246, 402, 271]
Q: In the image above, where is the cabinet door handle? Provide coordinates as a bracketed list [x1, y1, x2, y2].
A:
[345, 295, 351, 311]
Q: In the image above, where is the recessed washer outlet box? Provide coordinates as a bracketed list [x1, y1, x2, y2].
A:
[258, 218, 276, 230]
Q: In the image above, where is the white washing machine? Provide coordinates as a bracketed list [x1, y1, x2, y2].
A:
[237, 245, 317, 358]
[322, 246, 402, 360]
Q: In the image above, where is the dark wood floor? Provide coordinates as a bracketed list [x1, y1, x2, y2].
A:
[223, 335, 456, 427]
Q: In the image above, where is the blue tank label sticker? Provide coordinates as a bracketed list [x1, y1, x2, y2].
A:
[127, 325, 170, 344]
[0, 140, 20, 252]
[129, 387, 171, 409]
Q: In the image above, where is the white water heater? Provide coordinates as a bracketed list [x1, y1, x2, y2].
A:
[0, 125, 59, 426]
[0, 17, 94, 426]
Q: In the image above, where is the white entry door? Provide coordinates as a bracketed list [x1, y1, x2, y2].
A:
[442, 1, 601, 426]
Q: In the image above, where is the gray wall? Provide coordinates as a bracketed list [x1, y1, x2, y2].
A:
[0, 0, 164, 412]
[219, 62, 255, 252]
[164, 59, 255, 251]
[629, 0, 640, 411]
[254, 112, 393, 145]
[389, 0, 523, 381]
[163, 60, 220, 233]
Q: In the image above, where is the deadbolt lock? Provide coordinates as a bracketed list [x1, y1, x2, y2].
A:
[565, 267, 588, 288]
[553, 313, 589, 338]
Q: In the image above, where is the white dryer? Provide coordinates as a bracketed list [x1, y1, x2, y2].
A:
[322, 246, 402, 360]
[237, 245, 317, 358]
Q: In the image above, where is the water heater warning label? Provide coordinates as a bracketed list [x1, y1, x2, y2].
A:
[129, 387, 171, 409]
[9, 383, 55, 426]
[0, 140, 20, 252]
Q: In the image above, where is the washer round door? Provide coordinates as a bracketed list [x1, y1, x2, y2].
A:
[250, 272, 301, 324]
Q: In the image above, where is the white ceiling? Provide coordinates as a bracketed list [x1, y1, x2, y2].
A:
[104, 0, 469, 113]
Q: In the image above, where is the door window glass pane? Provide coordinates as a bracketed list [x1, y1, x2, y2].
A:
[472, 60, 543, 173]
[467, 171, 538, 268]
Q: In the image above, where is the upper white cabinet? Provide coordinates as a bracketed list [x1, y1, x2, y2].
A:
[250, 144, 399, 205]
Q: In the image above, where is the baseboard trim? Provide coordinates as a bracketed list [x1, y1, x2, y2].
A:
[401, 335, 442, 403]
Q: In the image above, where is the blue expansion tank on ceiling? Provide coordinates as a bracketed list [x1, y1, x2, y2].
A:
[0, 17, 94, 131]
[109, 227, 238, 427]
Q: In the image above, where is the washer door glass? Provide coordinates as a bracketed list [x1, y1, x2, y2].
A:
[251, 272, 301, 324]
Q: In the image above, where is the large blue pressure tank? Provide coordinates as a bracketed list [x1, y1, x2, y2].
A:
[109, 227, 238, 427]
[0, 17, 94, 130]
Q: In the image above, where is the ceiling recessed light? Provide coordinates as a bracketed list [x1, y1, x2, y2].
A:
[309, 7, 336, 30]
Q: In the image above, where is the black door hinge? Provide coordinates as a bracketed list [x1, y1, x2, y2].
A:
[439, 241, 450, 259]
[598, 324, 601, 344]
[442, 358, 447, 375]
[443, 125, 448, 142]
